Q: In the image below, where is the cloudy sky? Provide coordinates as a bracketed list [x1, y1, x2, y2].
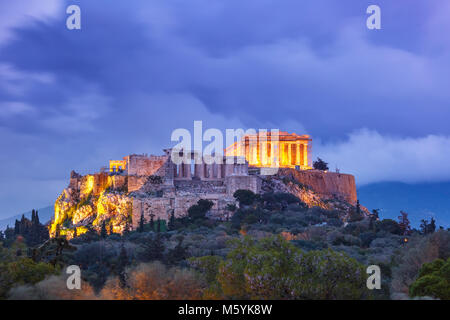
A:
[0, 0, 449, 218]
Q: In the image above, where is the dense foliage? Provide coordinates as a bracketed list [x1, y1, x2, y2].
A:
[196, 236, 368, 299]
[409, 257, 450, 299]
[0, 192, 449, 300]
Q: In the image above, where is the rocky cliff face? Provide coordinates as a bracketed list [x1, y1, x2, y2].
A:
[50, 167, 362, 239]
[277, 168, 358, 204]
[50, 172, 133, 239]
[260, 169, 366, 221]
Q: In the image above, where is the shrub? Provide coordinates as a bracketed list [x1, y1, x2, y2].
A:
[261, 192, 300, 211]
[0, 258, 59, 299]
[391, 230, 450, 297]
[99, 262, 206, 300]
[360, 232, 377, 248]
[409, 258, 450, 300]
[147, 175, 163, 184]
[8, 274, 96, 300]
[327, 218, 344, 228]
[376, 219, 403, 235]
[233, 189, 256, 206]
[188, 199, 214, 221]
[216, 236, 368, 300]
[313, 158, 329, 171]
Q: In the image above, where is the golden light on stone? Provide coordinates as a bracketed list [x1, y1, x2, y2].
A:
[225, 131, 312, 169]
[49, 131, 362, 241]
[109, 160, 127, 172]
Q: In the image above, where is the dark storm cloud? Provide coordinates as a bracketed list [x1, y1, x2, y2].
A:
[0, 0, 449, 216]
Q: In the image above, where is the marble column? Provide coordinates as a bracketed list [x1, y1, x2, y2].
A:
[217, 164, 222, 178]
[287, 143, 292, 166]
[268, 142, 272, 166]
[303, 144, 308, 167]
[207, 164, 213, 179]
[245, 138, 250, 162]
[251, 143, 257, 165]
[300, 144, 304, 167]
[273, 141, 280, 167]
[184, 163, 191, 178]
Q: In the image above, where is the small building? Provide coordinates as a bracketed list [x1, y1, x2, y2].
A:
[109, 160, 127, 173]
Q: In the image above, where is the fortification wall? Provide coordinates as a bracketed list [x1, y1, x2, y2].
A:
[128, 176, 148, 192]
[174, 180, 227, 194]
[278, 168, 357, 204]
[111, 175, 127, 190]
[225, 175, 260, 196]
[126, 154, 168, 176]
[131, 194, 235, 228]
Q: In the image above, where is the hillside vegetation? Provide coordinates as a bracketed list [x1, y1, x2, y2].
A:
[1, 189, 449, 300]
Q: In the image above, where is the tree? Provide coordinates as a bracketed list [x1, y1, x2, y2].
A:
[168, 211, 176, 230]
[4, 226, 14, 241]
[217, 236, 367, 300]
[409, 258, 450, 300]
[197, 199, 214, 212]
[149, 214, 155, 231]
[117, 244, 129, 288]
[14, 219, 20, 235]
[420, 218, 436, 235]
[371, 209, 380, 220]
[260, 192, 300, 211]
[0, 258, 58, 299]
[141, 234, 165, 262]
[9, 210, 48, 246]
[156, 218, 161, 233]
[233, 190, 256, 206]
[398, 211, 412, 235]
[55, 224, 61, 238]
[100, 221, 108, 238]
[138, 212, 145, 233]
[152, 234, 165, 261]
[98, 262, 204, 300]
[123, 220, 130, 235]
[369, 209, 380, 231]
[30, 209, 46, 246]
[165, 236, 188, 266]
[188, 199, 214, 221]
[391, 230, 450, 296]
[376, 219, 402, 235]
[313, 158, 329, 171]
[349, 200, 364, 222]
[189, 255, 222, 285]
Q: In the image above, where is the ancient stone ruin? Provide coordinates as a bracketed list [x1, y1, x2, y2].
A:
[49, 133, 359, 238]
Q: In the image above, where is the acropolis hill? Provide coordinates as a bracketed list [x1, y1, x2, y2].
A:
[50, 133, 359, 238]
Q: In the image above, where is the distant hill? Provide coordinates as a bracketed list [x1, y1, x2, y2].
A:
[358, 182, 450, 228]
[0, 205, 53, 231]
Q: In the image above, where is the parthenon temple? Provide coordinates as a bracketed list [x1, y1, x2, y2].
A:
[225, 131, 312, 169]
[108, 132, 312, 183]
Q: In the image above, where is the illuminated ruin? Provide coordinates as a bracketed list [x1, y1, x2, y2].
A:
[52, 132, 360, 239]
[109, 160, 127, 172]
[109, 132, 313, 174]
[225, 131, 312, 169]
